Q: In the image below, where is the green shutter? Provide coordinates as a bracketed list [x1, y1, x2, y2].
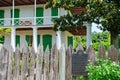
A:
[51, 8, 58, 21]
[11, 9, 19, 25]
[0, 36, 4, 44]
[26, 35, 30, 46]
[43, 35, 52, 51]
[37, 35, 40, 46]
[68, 36, 73, 46]
[16, 35, 20, 46]
[0, 10, 4, 25]
[36, 8, 43, 25]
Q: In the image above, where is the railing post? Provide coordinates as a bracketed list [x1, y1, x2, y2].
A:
[34, 0, 36, 25]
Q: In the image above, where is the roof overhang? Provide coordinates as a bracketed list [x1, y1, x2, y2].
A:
[68, 26, 86, 35]
[0, 0, 48, 7]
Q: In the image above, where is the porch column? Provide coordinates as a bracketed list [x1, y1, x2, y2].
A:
[11, 0, 16, 51]
[33, 27, 37, 53]
[56, 30, 62, 50]
[11, 28, 16, 51]
[86, 23, 92, 49]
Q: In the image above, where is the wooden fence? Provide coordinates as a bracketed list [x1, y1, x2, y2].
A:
[0, 44, 119, 80]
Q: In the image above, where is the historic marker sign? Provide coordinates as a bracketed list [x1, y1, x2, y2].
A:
[72, 53, 89, 76]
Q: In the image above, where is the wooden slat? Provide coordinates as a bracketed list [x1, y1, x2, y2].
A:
[0, 47, 8, 80]
[108, 45, 117, 62]
[98, 45, 106, 60]
[66, 46, 72, 80]
[7, 47, 14, 80]
[36, 45, 43, 80]
[86, 46, 96, 63]
[29, 47, 36, 80]
[59, 45, 66, 80]
[44, 47, 50, 80]
[13, 47, 20, 80]
[21, 45, 29, 80]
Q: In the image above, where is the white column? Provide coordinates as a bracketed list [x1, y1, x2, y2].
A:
[11, 0, 15, 51]
[34, 0, 36, 25]
[33, 27, 37, 53]
[11, 28, 16, 51]
[56, 31, 62, 49]
[86, 23, 92, 49]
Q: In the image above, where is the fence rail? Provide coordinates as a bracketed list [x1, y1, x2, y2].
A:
[0, 44, 119, 80]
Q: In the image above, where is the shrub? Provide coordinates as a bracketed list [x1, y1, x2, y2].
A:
[86, 60, 120, 80]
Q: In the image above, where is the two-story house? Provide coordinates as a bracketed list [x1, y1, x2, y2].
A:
[0, 0, 92, 52]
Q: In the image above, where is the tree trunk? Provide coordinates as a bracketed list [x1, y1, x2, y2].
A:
[110, 32, 119, 49]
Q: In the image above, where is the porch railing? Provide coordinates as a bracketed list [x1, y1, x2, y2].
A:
[0, 16, 58, 27]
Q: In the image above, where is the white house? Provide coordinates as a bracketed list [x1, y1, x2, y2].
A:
[0, 0, 92, 52]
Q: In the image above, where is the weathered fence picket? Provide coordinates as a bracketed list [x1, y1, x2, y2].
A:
[0, 44, 119, 80]
[13, 47, 20, 80]
[29, 47, 36, 80]
[36, 45, 43, 80]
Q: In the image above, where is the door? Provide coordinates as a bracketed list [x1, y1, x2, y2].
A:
[0, 10, 4, 25]
[68, 36, 73, 47]
[25, 35, 33, 47]
[36, 7, 43, 25]
[43, 35, 52, 51]
[16, 35, 20, 46]
[51, 8, 58, 21]
[11, 9, 19, 25]
[37, 35, 40, 46]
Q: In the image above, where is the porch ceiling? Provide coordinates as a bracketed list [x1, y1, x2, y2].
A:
[0, 0, 48, 7]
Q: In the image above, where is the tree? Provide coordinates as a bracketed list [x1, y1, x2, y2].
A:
[87, 0, 120, 48]
[45, 0, 120, 48]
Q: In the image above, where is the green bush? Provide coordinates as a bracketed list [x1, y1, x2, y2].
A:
[86, 60, 120, 80]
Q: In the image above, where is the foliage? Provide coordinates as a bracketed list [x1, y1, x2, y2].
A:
[74, 31, 110, 51]
[92, 31, 110, 50]
[86, 59, 120, 80]
[45, 0, 87, 10]
[46, 0, 120, 48]
[0, 28, 11, 37]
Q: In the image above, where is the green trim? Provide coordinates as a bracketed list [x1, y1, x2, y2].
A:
[11, 9, 20, 25]
[51, 8, 58, 21]
[68, 36, 73, 47]
[37, 35, 40, 46]
[0, 10, 4, 25]
[0, 36, 4, 44]
[43, 35, 52, 51]
[25, 35, 33, 47]
[16, 35, 20, 46]
[36, 7, 43, 25]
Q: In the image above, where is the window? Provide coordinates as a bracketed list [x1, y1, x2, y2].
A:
[43, 35, 52, 51]
[11, 9, 20, 25]
[0, 10, 4, 25]
[68, 36, 73, 47]
[51, 8, 58, 21]
[36, 7, 43, 25]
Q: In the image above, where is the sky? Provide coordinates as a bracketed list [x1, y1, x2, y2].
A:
[92, 23, 102, 32]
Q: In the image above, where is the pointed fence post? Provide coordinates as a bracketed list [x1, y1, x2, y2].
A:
[44, 46, 50, 80]
[108, 45, 117, 62]
[59, 45, 66, 80]
[29, 47, 36, 80]
[66, 46, 72, 80]
[21, 43, 29, 80]
[98, 45, 106, 60]
[86, 46, 96, 63]
[13, 46, 20, 80]
[36, 45, 43, 80]
[0, 46, 9, 80]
